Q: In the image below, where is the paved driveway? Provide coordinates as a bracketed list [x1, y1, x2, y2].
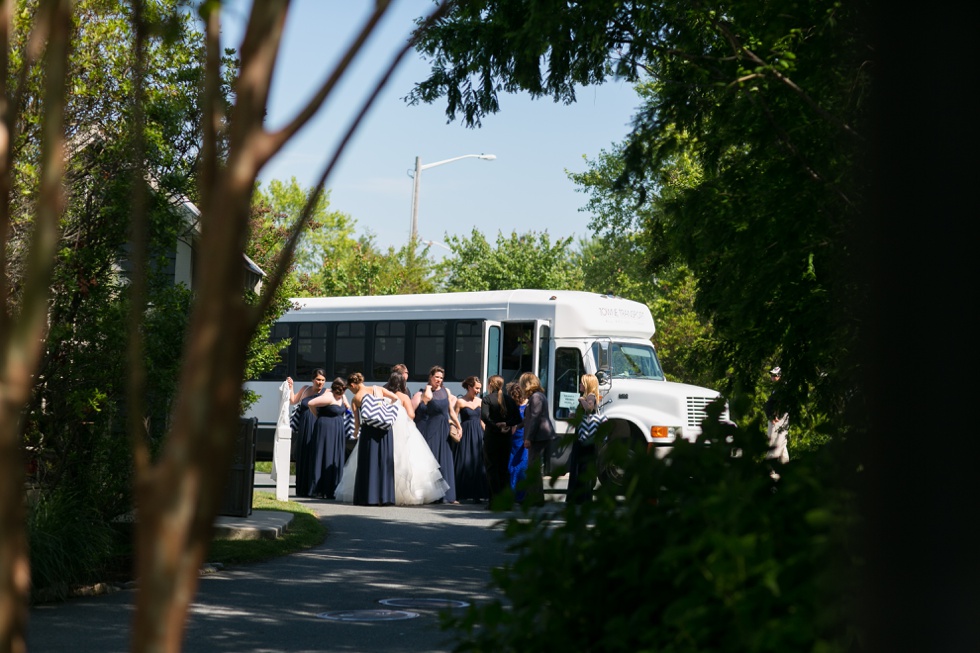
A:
[28, 500, 513, 653]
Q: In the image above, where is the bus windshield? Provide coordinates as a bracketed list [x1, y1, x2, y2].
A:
[595, 341, 665, 380]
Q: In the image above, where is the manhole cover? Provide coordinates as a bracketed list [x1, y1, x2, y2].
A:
[379, 598, 470, 609]
[316, 609, 420, 622]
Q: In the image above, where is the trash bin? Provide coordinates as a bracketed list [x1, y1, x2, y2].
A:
[219, 417, 257, 517]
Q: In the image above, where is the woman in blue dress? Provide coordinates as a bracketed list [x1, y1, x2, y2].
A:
[506, 381, 528, 503]
[308, 377, 352, 499]
[413, 366, 461, 503]
[453, 376, 489, 502]
[287, 369, 327, 498]
[347, 372, 399, 506]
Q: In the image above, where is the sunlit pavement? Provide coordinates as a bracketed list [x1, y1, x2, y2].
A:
[27, 471, 573, 653]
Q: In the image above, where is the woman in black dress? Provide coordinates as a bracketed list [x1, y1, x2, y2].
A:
[413, 366, 461, 503]
[287, 369, 326, 498]
[481, 375, 523, 505]
[454, 376, 489, 502]
[348, 372, 400, 506]
[307, 377, 351, 499]
[519, 372, 557, 506]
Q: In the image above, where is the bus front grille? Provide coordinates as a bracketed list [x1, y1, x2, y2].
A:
[686, 396, 723, 428]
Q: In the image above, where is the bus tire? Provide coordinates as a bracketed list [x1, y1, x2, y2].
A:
[596, 421, 642, 487]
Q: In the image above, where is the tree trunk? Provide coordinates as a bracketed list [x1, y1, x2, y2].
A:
[0, 2, 424, 651]
[0, 1, 71, 651]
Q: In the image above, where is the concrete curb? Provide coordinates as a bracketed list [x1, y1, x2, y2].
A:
[213, 509, 294, 541]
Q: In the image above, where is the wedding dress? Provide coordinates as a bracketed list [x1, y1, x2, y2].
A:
[336, 403, 449, 505]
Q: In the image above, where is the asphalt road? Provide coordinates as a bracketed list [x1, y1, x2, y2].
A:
[27, 496, 521, 652]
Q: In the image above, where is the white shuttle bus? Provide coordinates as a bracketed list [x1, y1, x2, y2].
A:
[245, 289, 726, 479]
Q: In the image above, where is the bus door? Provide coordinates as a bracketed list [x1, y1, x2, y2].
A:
[483, 320, 503, 384]
[500, 321, 536, 384]
[534, 319, 552, 393]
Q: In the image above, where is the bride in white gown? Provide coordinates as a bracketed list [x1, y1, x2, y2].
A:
[336, 375, 449, 505]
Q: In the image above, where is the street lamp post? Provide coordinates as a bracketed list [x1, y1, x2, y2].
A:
[409, 153, 496, 246]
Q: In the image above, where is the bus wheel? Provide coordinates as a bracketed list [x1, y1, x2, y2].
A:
[597, 422, 641, 487]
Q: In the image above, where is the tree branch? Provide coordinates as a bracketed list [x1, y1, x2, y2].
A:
[257, 1, 394, 169]
[126, 0, 151, 476]
[197, 0, 222, 218]
[222, 0, 288, 187]
[714, 19, 863, 142]
[251, 1, 453, 324]
[0, 0, 55, 332]
[0, 1, 71, 650]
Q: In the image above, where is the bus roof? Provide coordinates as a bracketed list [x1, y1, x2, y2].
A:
[285, 290, 656, 339]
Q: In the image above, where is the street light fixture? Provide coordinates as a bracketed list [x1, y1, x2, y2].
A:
[409, 153, 496, 245]
[421, 239, 452, 252]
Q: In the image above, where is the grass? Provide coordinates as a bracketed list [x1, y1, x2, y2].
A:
[207, 491, 326, 566]
[254, 461, 296, 475]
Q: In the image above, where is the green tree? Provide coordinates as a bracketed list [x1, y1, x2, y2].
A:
[410, 0, 871, 428]
[2, 1, 455, 648]
[568, 140, 718, 387]
[316, 235, 438, 296]
[439, 228, 583, 291]
[411, 3, 869, 651]
[251, 177, 437, 298]
[7, 0, 213, 542]
[252, 177, 358, 276]
[242, 200, 303, 410]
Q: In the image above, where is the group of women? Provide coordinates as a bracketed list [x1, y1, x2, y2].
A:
[287, 365, 597, 507]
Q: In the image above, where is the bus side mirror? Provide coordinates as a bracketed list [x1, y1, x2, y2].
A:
[596, 369, 609, 385]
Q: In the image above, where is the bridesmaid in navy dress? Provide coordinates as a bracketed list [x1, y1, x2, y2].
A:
[287, 369, 327, 498]
[413, 366, 460, 504]
[348, 372, 399, 506]
[453, 376, 489, 502]
[308, 377, 352, 499]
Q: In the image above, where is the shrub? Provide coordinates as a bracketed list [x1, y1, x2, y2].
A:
[446, 413, 861, 652]
[28, 489, 117, 602]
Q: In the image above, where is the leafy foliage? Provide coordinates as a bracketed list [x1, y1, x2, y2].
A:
[243, 198, 305, 409]
[10, 0, 210, 519]
[412, 0, 872, 433]
[27, 489, 116, 602]
[414, 3, 870, 650]
[447, 417, 860, 652]
[250, 177, 438, 299]
[252, 178, 358, 276]
[316, 236, 438, 297]
[439, 228, 583, 291]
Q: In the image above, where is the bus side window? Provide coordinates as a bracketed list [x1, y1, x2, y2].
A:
[259, 322, 291, 381]
[373, 321, 406, 381]
[453, 321, 482, 381]
[297, 322, 327, 379]
[415, 321, 447, 378]
[553, 347, 583, 420]
[334, 322, 365, 379]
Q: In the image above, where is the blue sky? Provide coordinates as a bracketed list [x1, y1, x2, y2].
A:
[220, 1, 640, 253]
